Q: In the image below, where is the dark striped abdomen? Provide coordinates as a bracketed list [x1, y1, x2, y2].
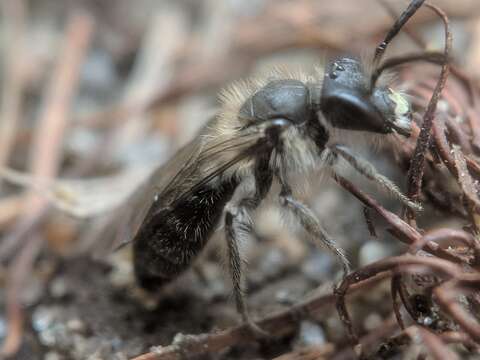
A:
[133, 179, 237, 290]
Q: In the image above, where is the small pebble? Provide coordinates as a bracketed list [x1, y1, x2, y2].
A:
[67, 318, 86, 333]
[81, 50, 118, 92]
[296, 320, 326, 347]
[258, 248, 286, 278]
[364, 313, 382, 331]
[358, 241, 391, 266]
[32, 306, 55, 332]
[418, 316, 433, 326]
[301, 252, 334, 282]
[275, 289, 297, 305]
[50, 277, 70, 298]
[21, 278, 44, 306]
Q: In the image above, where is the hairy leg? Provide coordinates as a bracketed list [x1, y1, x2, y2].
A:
[224, 206, 268, 337]
[224, 152, 273, 337]
[277, 180, 350, 278]
[329, 144, 422, 211]
[223, 118, 288, 336]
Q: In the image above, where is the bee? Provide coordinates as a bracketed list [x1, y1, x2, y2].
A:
[109, 0, 437, 336]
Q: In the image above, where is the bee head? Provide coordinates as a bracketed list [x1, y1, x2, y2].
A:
[319, 57, 412, 137]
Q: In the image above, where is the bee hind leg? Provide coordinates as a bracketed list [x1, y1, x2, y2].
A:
[223, 166, 273, 339]
[224, 209, 270, 339]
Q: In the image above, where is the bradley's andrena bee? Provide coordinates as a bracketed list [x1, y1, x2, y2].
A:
[114, 0, 445, 336]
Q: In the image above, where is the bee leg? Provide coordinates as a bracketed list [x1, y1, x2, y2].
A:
[224, 208, 269, 339]
[278, 185, 350, 278]
[329, 144, 422, 211]
[224, 158, 273, 338]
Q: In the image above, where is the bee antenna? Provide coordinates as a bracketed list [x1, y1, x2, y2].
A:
[371, 1, 452, 89]
[373, 0, 425, 67]
[371, 50, 448, 86]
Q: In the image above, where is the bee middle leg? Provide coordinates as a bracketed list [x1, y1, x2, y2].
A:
[277, 181, 351, 278]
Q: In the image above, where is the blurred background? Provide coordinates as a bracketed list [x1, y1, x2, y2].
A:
[0, 0, 480, 359]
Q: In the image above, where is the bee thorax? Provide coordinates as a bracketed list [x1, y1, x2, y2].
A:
[239, 79, 314, 125]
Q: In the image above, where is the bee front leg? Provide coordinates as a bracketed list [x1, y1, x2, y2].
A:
[278, 184, 350, 278]
[329, 144, 422, 211]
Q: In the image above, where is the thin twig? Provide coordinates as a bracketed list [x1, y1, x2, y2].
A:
[405, 326, 459, 360]
[406, 2, 452, 220]
[0, 11, 94, 259]
[391, 273, 406, 329]
[0, 234, 42, 356]
[363, 206, 378, 237]
[0, 12, 94, 356]
[434, 280, 480, 343]
[335, 175, 466, 265]
[0, 0, 26, 190]
[131, 274, 387, 360]
[272, 344, 335, 360]
[334, 254, 463, 343]
[331, 315, 399, 360]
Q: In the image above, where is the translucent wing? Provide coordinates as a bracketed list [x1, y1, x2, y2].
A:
[85, 117, 271, 256]
[82, 136, 204, 256]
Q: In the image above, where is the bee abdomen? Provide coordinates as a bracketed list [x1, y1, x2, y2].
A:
[133, 180, 238, 290]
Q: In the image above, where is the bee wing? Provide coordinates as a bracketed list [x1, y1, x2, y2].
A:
[83, 136, 205, 256]
[86, 117, 271, 256]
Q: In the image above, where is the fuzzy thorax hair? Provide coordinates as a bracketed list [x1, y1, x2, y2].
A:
[217, 66, 323, 132]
